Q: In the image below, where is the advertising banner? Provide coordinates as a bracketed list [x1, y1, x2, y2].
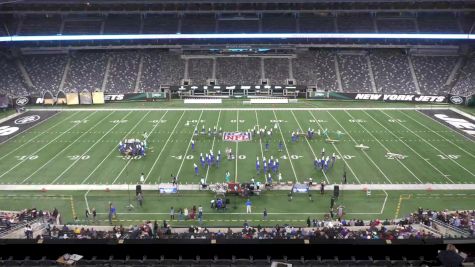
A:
[104, 93, 147, 102]
[309, 92, 448, 103]
[92, 92, 105, 104]
[79, 91, 92, 105]
[66, 93, 79, 105]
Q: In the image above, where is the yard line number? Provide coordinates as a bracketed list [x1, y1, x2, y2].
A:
[437, 154, 460, 160]
[15, 155, 38, 161]
[67, 155, 90, 160]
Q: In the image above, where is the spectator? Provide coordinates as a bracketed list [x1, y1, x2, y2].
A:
[438, 244, 466, 267]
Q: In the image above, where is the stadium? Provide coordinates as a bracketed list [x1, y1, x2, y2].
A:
[0, 0, 474, 266]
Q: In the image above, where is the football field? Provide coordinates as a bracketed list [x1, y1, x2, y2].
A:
[0, 101, 474, 225]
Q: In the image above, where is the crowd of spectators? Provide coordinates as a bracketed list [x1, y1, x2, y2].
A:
[187, 58, 214, 85]
[293, 50, 338, 90]
[410, 208, 475, 237]
[140, 52, 184, 91]
[370, 50, 417, 94]
[36, 217, 439, 241]
[263, 58, 289, 85]
[105, 52, 140, 93]
[21, 54, 68, 93]
[3, 207, 473, 241]
[1, 208, 57, 237]
[452, 57, 475, 96]
[0, 57, 28, 96]
[5, 12, 472, 35]
[63, 52, 108, 92]
[216, 57, 261, 85]
[337, 54, 372, 92]
[0, 51, 473, 96]
[411, 55, 458, 95]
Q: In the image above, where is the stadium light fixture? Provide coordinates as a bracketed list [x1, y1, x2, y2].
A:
[0, 33, 472, 42]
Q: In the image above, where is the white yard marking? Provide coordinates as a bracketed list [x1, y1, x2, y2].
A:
[84, 189, 91, 213]
[326, 111, 393, 184]
[0, 111, 99, 180]
[112, 111, 168, 184]
[175, 110, 204, 182]
[272, 110, 299, 183]
[386, 110, 475, 177]
[22, 112, 117, 184]
[290, 110, 330, 184]
[0, 111, 75, 151]
[344, 110, 423, 183]
[80, 111, 152, 184]
[405, 111, 475, 158]
[235, 110, 239, 182]
[51, 111, 135, 184]
[254, 111, 265, 183]
[142, 111, 186, 183]
[367, 110, 454, 183]
[204, 110, 221, 184]
[307, 111, 361, 184]
[381, 189, 388, 214]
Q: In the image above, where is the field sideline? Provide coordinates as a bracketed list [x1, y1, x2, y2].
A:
[0, 102, 474, 225]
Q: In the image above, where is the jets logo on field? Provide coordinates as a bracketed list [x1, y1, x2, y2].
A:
[449, 96, 463, 105]
[385, 152, 407, 160]
[14, 115, 40, 125]
[15, 97, 29, 106]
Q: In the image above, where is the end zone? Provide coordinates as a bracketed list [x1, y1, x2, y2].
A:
[0, 111, 59, 144]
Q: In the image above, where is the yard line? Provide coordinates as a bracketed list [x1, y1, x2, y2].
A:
[272, 109, 299, 183]
[21, 111, 116, 184]
[290, 110, 330, 184]
[84, 189, 91, 213]
[112, 111, 168, 184]
[235, 110, 239, 182]
[384, 110, 475, 178]
[254, 110, 265, 184]
[144, 111, 186, 183]
[365, 110, 454, 183]
[52, 111, 135, 184]
[380, 189, 388, 214]
[326, 111, 393, 184]
[306, 111, 361, 184]
[254, 111, 265, 160]
[0, 111, 78, 160]
[344, 110, 423, 183]
[176, 110, 204, 182]
[204, 110, 221, 184]
[0, 111, 98, 180]
[80, 111, 152, 184]
[405, 111, 475, 159]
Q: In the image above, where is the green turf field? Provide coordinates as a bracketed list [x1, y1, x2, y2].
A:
[0, 101, 474, 226]
[0, 190, 474, 227]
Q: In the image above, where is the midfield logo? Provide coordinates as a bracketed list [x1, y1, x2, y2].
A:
[385, 152, 408, 160]
[223, 132, 251, 142]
